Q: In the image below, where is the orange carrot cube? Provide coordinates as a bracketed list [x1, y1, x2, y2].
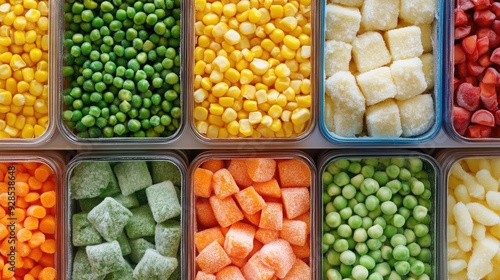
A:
[280, 219, 307, 246]
[201, 160, 226, 173]
[195, 227, 225, 253]
[259, 239, 296, 278]
[224, 222, 256, 258]
[282, 259, 311, 280]
[281, 188, 310, 219]
[227, 160, 254, 188]
[243, 211, 261, 226]
[252, 179, 281, 198]
[291, 239, 311, 260]
[294, 212, 311, 235]
[255, 228, 279, 244]
[213, 169, 239, 199]
[241, 253, 275, 280]
[235, 187, 266, 215]
[196, 241, 232, 274]
[216, 265, 245, 280]
[195, 271, 216, 280]
[194, 168, 214, 198]
[209, 196, 244, 228]
[277, 159, 311, 188]
[246, 159, 276, 182]
[259, 202, 283, 231]
[196, 198, 219, 228]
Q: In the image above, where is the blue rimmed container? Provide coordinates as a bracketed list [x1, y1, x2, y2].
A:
[319, 1, 444, 145]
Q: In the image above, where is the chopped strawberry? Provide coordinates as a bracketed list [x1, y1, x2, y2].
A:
[455, 9, 469, 26]
[472, 109, 495, 126]
[478, 53, 493, 67]
[490, 47, 500, 64]
[454, 78, 461, 92]
[474, 9, 495, 27]
[455, 25, 472, 40]
[456, 82, 481, 111]
[458, 0, 475, 10]
[456, 63, 469, 78]
[480, 82, 499, 110]
[455, 44, 467, 64]
[467, 124, 493, 138]
[495, 110, 500, 125]
[492, 2, 500, 17]
[465, 76, 479, 86]
[477, 28, 500, 48]
[492, 20, 500, 35]
[482, 67, 499, 84]
[471, 0, 492, 10]
[452, 106, 472, 135]
[477, 36, 490, 56]
[467, 62, 485, 76]
[467, 49, 480, 62]
[462, 35, 477, 54]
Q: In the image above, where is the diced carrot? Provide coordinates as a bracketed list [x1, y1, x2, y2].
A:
[212, 169, 239, 199]
[15, 182, 29, 197]
[220, 226, 230, 236]
[0, 163, 7, 174]
[22, 257, 34, 270]
[14, 208, 26, 222]
[235, 187, 266, 215]
[0, 182, 8, 193]
[278, 159, 311, 188]
[253, 179, 281, 198]
[195, 241, 232, 274]
[16, 242, 31, 257]
[0, 207, 5, 219]
[38, 267, 56, 280]
[259, 202, 283, 231]
[40, 239, 55, 254]
[227, 160, 254, 188]
[291, 239, 310, 260]
[17, 228, 32, 243]
[24, 217, 39, 231]
[14, 164, 28, 173]
[28, 232, 45, 249]
[215, 266, 245, 280]
[34, 165, 52, 183]
[40, 180, 55, 192]
[195, 271, 216, 280]
[201, 160, 226, 173]
[195, 227, 225, 253]
[241, 253, 275, 280]
[281, 188, 310, 219]
[209, 196, 244, 228]
[40, 191, 55, 208]
[27, 248, 43, 262]
[26, 205, 46, 219]
[243, 211, 261, 226]
[280, 219, 307, 246]
[194, 168, 214, 198]
[15, 268, 29, 277]
[0, 238, 10, 257]
[39, 216, 54, 235]
[282, 259, 310, 280]
[259, 239, 296, 278]
[24, 192, 40, 203]
[16, 197, 29, 209]
[2, 263, 14, 278]
[294, 212, 311, 235]
[245, 158, 277, 183]
[195, 198, 218, 228]
[24, 274, 35, 280]
[255, 228, 279, 244]
[27, 177, 42, 191]
[224, 222, 256, 258]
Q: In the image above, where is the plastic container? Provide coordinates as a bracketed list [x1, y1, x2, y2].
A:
[187, 151, 317, 279]
[59, 0, 184, 145]
[320, 1, 444, 145]
[0, 152, 65, 278]
[438, 149, 500, 279]
[443, 1, 500, 142]
[186, 1, 319, 144]
[318, 150, 444, 279]
[64, 151, 187, 279]
[0, 1, 59, 147]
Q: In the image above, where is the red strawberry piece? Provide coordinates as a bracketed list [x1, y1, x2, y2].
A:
[474, 10, 496, 27]
[482, 67, 499, 84]
[458, 0, 475, 10]
[478, 53, 493, 67]
[452, 106, 472, 135]
[480, 82, 499, 110]
[495, 110, 500, 125]
[467, 124, 493, 138]
[490, 47, 500, 64]
[471, 0, 492, 10]
[477, 36, 489, 56]
[462, 35, 477, 54]
[467, 49, 480, 62]
[464, 76, 479, 86]
[455, 25, 472, 40]
[492, 2, 500, 17]
[456, 82, 481, 111]
[481, 28, 500, 48]
[456, 63, 469, 78]
[454, 78, 461, 92]
[467, 62, 485, 76]
[455, 9, 469, 26]
[472, 109, 495, 126]
[455, 44, 467, 64]
[492, 20, 500, 36]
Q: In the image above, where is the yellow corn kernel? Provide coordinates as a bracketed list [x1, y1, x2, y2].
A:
[268, 104, 283, 119]
[241, 49, 254, 62]
[229, 50, 242, 62]
[203, 13, 219, 25]
[211, 1, 223, 14]
[209, 104, 224, 116]
[285, 59, 299, 73]
[249, 59, 269, 76]
[223, 3, 237, 17]
[29, 80, 42, 96]
[296, 95, 311, 108]
[269, 29, 285, 44]
[209, 70, 223, 83]
[277, 94, 288, 107]
[6, 78, 16, 94]
[21, 124, 34, 138]
[5, 112, 16, 126]
[212, 82, 229, 97]
[206, 124, 219, 138]
[33, 124, 45, 137]
[301, 79, 311, 94]
[281, 110, 291, 122]
[280, 17, 298, 32]
[36, 61, 48, 72]
[258, 103, 271, 112]
[198, 35, 211, 48]
[204, 49, 217, 63]
[221, 42, 235, 54]
[16, 81, 28, 94]
[21, 67, 34, 81]
[285, 102, 298, 111]
[0, 52, 12, 64]
[239, 22, 256, 36]
[25, 116, 36, 126]
[240, 85, 255, 100]
[226, 86, 240, 99]
[194, 88, 209, 103]
[291, 107, 310, 125]
[219, 97, 234, 107]
[0, 104, 9, 113]
[275, 77, 290, 92]
[248, 111, 263, 125]
[0, 119, 5, 131]
[282, 121, 292, 137]
[208, 114, 224, 127]
[194, 75, 202, 88]
[195, 20, 204, 34]
[254, 90, 267, 104]
[238, 119, 253, 136]
[36, 115, 48, 127]
[10, 54, 26, 71]
[0, 64, 12, 79]
[284, 3, 298, 17]
[260, 39, 275, 54]
[12, 31, 26, 46]
[237, 0, 250, 12]
[224, 68, 240, 83]
[0, 90, 12, 105]
[0, 26, 9, 37]
[195, 47, 205, 61]
[260, 115, 272, 127]
[250, 0, 259, 8]
[213, 56, 230, 72]
[14, 115, 25, 130]
[283, 35, 300, 51]
[239, 69, 254, 85]
[299, 61, 311, 77]
[237, 36, 251, 50]
[198, 78, 210, 91]
[194, 61, 206, 75]
[218, 127, 229, 138]
[262, 69, 276, 87]
[224, 29, 240, 45]
[203, 25, 214, 37]
[25, 9, 41, 22]
[251, 46, 263, 58]
[221, 107, 237, 123]
[195, 0, 206, 11]
[235, 10, 249, 22]
[212, 22, 229, 38]
[3, 12, 15, 26]
[235, 59, 248, 72]
[34, 98, 47, 114]
[4, 125, 18, 137]
[22, 93, 36, 106]
[13, 16, 27, 30]
[243, 100, 258, 112]
[281, 45, 296, 60]
[194, 106, 209, 121]
[270, 5, 283, 18]
[275, 63, 291, 78]
[207, 94, 218, 104]
[227, 120, 239, 135]
[258, 8, 270, 24]
[38, 1, 49, 15]
[270, 118, 281, 132]
[228, 18, 239, 29]
[12, 93, 25, 106]
[34, 70, 48, 83]
[255, 26, 266, 38]
[0, 37, 11, 47]
[197, 121, 208, 134]
[217, 49, 228, 58]
[201, 100, 210, 108]
[283, 87, 296, 101]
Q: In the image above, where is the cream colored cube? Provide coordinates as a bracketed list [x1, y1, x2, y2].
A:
[332, 108, 364, 137]
[356, 66, 397, 106]
[365, 99, 402, 137]
[385, 26, 423, 60]
[419, 24, 433, 53]
[324, 71, 365, 116]
[325, 40, 352, 77]
[420, 53, 434, 91]
[397, 94, 435, 137]
[330, 0, 364, 7]
[361, 0, 399, 31]
[390, 57, 427, 100]
[400, 0, 437, 25]
[324, 96, 336, 132]
[352, 31, 392, 72]
[325, 4, 361, 43]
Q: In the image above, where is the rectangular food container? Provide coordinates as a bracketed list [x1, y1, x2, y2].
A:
[59, 0, 184, 145]
[0, 0, 59, 147]
[444, 1, 500, 142]
[187, 151, 318, 279]
[186, 0, 319, 144]
[318, 150, 444, 279]
[0, 152, 66, 278]
[437, 149, 500, 279]
[320, 0, 444, 145]
[64, 151, 187, 279]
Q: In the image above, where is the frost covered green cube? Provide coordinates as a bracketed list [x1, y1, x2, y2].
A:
[112, 193, 140, 209]
[146, 181, 181, 223]
[72, 248, 106, 280]
[78, 197, 104, 212]
[113, 161, 152, 196]
[116, 231, 132, 256]
[70, 162, 120, 199]
[104, 260, 134, 280]
[169, 258, 182, 280]
[155, 220, 181, 257]
[129, 238, 155, 263]
[151, 161, 182, 186]
[125, 205, 156, 239]
[133, 249, 178, 280]
[72, 212, 102, 246]
[86, 241, 125, 275]
[87, 197, 133, 242]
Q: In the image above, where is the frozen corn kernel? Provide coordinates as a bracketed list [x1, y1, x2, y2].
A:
[194, 0, 312, 138]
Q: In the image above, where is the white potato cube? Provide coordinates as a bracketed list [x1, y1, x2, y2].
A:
[419, 24, 433, 53]
[385, 26, 423, 61]
[325, 4, 361, 43]
[365, 99, 402, 137]
[361, 0, 399, 31]
[390, 57, 427, 100]
[352, 32, 392, 72]
[400, 0, 437, 25]
[420, 53, 434, 91]
[453, 202, 473, 236]
[324, 96, 336, 132]
[325, 40, 352, 77]
[325, 71, 366, 115]
[332, 109, 364, 137]
[396, 94, 435, 137]
[448, 259, 467, 275]
[467, 203, 500, 226]
[356, 66, 397, 106]
[330, 0, 364, 7]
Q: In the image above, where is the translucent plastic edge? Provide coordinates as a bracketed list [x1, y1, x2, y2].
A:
[187, 150, 318, 279]
[57, 1, 186, 145]
[186, 0, 318, 144]
[318, 0, 444, 145]
[0, 152, 66, 278]
[0, 0, 60, 147]
[317, 150, 445, 280]
[64, 151, 187, 279]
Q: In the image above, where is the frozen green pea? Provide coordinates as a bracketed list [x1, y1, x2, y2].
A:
[386, 180, 402, 193]
[325, 202, 335, 213]
[360, 178, 379, 196]
[364, 158, 379, 167]
[398, 207, 411, 220]
[383, 225, 397, 239]
[323, 172, 334, 185]
[368, 272, 383, 280]
[407, 158, 423, 174]
[327, 183, 341, 196]
[381, 201, 397, 215]
[362, 217, 373, 230]
[340, 250, 356, 265]
[403, 195, 418, 209]
[343, 184, 357, 199]
[398, 168, 412, 181]
[339, 207, 353, 220]
[323, 192, 332, 204]
[373, 171, 389, 186]
[374, 262, 391, 277]
[411, 180, 425, 196]
[352, 265, 369, 280]
[334, 239, 349, 252]
[348, 198, 359, 209]
[367, 207, 382, 220]
[393, 245, 410, 261]
[327, 163, 340, 174]
[334, 172, 350, 186]
[361, 165, 375, 178]
[359, 255, 376, 270]
[353, 203, 368, 217]
[333, 196, 348, 210]
[413, 205, 428, 222]
[414, 224, 429, 238]
[408, 242, 421, 257]
[350, 174, 365, 188]
[367, 239, 381, 251]
[392, 214, 405, 228]
[355, 243, 368, 256]
[395, 261, 410, 276]
[353, 228, 368, 243]
[410, 260, 425, 276]
[326, 268, 341, 280]
[348, 162, 362, 174]
[391, 234, 407, 247]
[338, 224, 353, 238]
[348, 215, 363, 229]
[368, 249, 382, 262]
[354, 192, 365, 203]
[334, 159, 350, 170]
[390, 158, 406, 168]
[376, 187, 392, 202]
[386, 165, 400, 179]
[324, 233, 336, 245]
